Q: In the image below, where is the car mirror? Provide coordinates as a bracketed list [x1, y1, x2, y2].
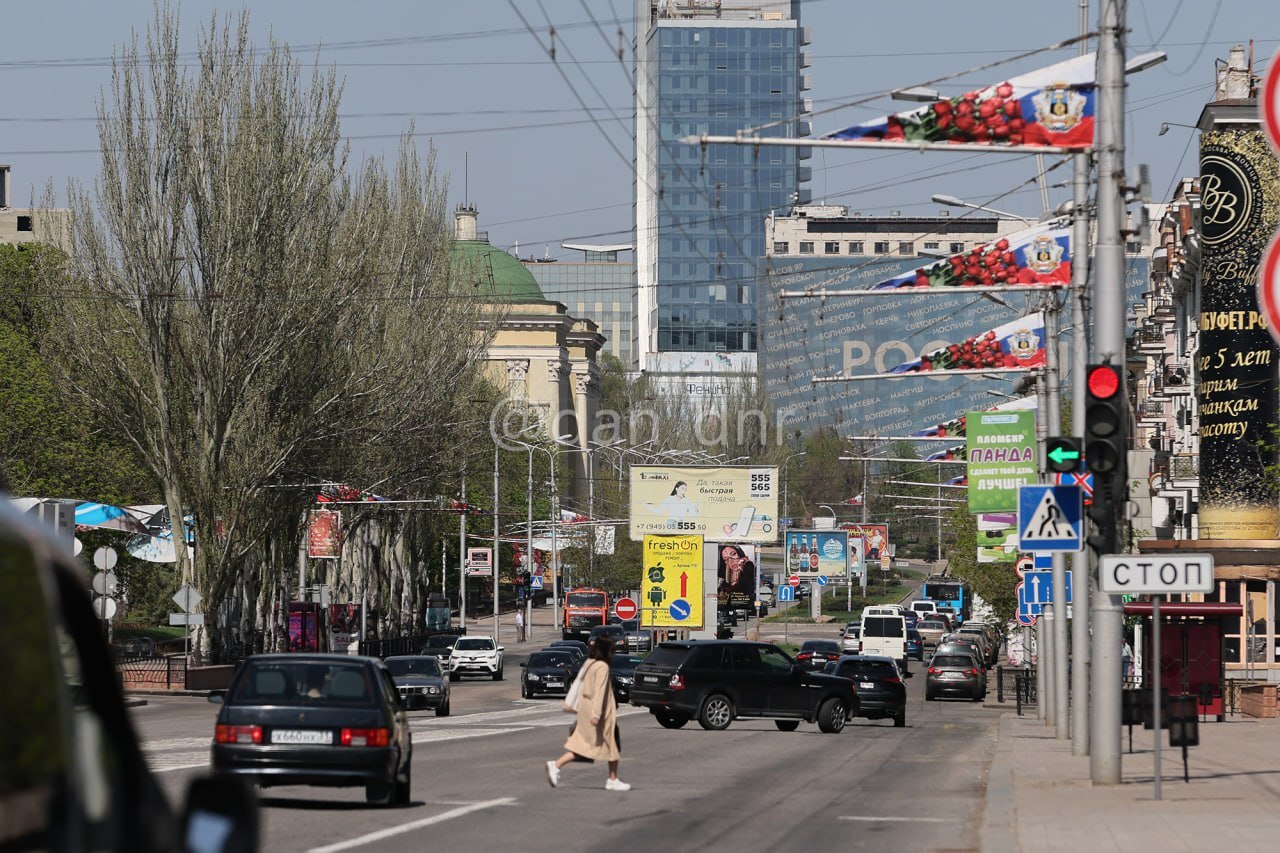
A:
[181, 775, 258, 853]
[519, 661, 527, 667]
[207, 693, 224, 704]
[497, 646, 505, 652]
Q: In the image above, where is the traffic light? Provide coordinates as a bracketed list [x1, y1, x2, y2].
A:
[1046, 435, 1083, 473]
[1084, 363, 1127, 555]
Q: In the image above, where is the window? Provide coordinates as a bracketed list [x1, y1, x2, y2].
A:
[799, 241, 814, 255]
[773, 241, 789, 254]
[950, 242, 965, 254]
[874, 241, 890, 254]
[898, 242, 914, 255]
[847, 241, 864, 254]
[924, 241, 939, 250]
[824, 241, 840, 255]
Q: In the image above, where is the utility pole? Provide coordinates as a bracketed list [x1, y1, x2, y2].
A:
[1045, 289, 1069, 740]
[493, 445, 501, 643]
[1090, 0, 1128, 786]
[459, 471, 467, 635]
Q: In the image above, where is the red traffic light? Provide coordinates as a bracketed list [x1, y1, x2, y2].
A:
[1087, 364, 1121, 399]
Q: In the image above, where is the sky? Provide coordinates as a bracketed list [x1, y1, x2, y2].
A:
[2, 1, 1276, 261]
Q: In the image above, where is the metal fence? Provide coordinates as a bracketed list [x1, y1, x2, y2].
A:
[117, 654, 188, 690]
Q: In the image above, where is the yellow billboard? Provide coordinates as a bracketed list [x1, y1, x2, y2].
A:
[641, 535, 704, 629]
[629, 466, 780, 543]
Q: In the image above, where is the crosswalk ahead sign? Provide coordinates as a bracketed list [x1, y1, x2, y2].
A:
[1017, 484, 1083, 552]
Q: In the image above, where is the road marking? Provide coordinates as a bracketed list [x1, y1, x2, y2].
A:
[307, 797, 517, 852]
[838, 816, 948, 823]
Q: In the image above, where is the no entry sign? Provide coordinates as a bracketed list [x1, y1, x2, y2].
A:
[614, 597, 638, 620]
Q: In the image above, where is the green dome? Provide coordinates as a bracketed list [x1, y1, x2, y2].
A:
[452, 239, 547, 303]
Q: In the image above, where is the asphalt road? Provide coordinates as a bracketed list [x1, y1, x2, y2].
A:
[134, 627, 998, 852]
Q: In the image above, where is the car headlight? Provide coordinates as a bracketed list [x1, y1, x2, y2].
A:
[426, 686, 439, 694]
[528, 673, 541, 681]
[619, 676, 634, 684]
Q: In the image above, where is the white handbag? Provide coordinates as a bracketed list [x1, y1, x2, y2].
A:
[562, 661, 592, 714]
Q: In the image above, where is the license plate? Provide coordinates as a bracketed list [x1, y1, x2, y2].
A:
[546, 680, 563, 687]
[643, 675, 660, 683]
[860, 682, 875, 690]
[272, 729, 333, 745]
[940, 672, 964, 680]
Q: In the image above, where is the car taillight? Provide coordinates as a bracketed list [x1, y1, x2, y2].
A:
[885, 677, 901, 684]
[967, 668, 979, 676]
[669, 674, 685, 690]
[797, 653, 811, 660]
[215, 724, 262, 745]
[928, 667, 940, 675]
[341, 727, 390, 747]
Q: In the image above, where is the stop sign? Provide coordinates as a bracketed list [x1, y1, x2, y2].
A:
[1259, 232, 1280, 348]
[788, 575, 801, 587]
[614, 597, 638, 620]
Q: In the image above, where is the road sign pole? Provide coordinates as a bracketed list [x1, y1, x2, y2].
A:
[1053, 551, 1069, 739]
[1153, 594, 1162, 801]
[1070, 146, 1093, 759]
[1036, 618, 1047, 721]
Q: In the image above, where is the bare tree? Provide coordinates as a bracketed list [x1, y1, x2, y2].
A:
[42, 7, 488, 660]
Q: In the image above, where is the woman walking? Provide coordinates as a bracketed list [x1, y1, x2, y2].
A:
[546, 635, 629, 791]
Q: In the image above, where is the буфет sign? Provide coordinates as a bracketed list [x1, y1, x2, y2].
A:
[1098, 554, 1214, 595]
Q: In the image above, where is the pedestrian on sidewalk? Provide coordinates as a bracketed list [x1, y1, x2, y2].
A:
[1122, 637, 1133, 678]
[516, 608, 525, 643]
[546, 636, 628, 791]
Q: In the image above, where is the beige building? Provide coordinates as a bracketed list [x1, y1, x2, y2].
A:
[451, 206, 604, 504]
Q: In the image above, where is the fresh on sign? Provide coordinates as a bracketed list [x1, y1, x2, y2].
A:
[1098, 554, 1214, 595]
[641, 534, 704, 629]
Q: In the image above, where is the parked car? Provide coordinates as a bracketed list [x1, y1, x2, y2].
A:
[905, 628, 924, 662]
[629, 640, 857, 733]
[926, 652, 988, 701]
[449, 635, 505, 681]
[942, 632, 991, 667]
[609, 653, 647, 703]
[916, 619, 949, 653]
[520, 649, 579, 699]
[957, 623, 1000, 666]
[620, 618, 654, 653]
[841, 622, 863, 654]
[935, 639, 986, 671]
[825, 655, 907, 727]
[797, 639, 843, 671]
[420, 633, 461, 664]
[210, 653, 414, 805]
[1, 500, 257, 850]
[384, 654, 451, 715]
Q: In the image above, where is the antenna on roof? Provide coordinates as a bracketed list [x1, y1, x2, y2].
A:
[464, 153, 469, 207]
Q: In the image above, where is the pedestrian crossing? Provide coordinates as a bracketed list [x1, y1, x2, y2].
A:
[143, 703, 648, 771]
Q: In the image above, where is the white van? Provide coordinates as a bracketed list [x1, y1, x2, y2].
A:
[864, 604, 905, 617]
[860, 612, 908, 672]
[910, 600, 939, 617]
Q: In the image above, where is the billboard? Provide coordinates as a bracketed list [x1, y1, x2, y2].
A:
[641, 535, 704, 629]
[306, 509, 342, 559]
[837, 523, 889, 564]
[629, 466, 779, 543]
[784, 530, 851, 578]
[966, 410, 1037, 513]
[715, 543, 758, 611]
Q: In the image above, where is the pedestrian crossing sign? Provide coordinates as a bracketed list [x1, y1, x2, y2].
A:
[1017, 484, 1083, 552]
[530, 576, 544, 590]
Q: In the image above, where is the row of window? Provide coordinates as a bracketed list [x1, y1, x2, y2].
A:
[772, 240, 962, 257]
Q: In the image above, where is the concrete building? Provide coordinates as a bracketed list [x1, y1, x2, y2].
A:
[633, 0, 811, 373]
[522, 243, 636, 368]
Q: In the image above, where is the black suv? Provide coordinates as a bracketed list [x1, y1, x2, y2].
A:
[825, 655, 907, 727]
[629, 640, 857, 733]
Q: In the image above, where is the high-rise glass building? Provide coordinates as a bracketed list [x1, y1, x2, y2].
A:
[634, 0, 811, 371]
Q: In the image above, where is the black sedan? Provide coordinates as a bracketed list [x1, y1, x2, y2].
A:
[825, 655, 907, 727]
[210, 654, 413, 806]
[609, 653, 647, 703]
[419, 633, 461, 664]
[796, 639, 843, 671]
[385, 655, 451, 715]
[520, 650, 579, 698]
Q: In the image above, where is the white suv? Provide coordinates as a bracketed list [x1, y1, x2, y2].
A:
[449, 635, 505, 681]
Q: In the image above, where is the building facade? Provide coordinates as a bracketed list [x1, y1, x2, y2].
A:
[523, 243, 636, 369]
[633, 0, 811, 370]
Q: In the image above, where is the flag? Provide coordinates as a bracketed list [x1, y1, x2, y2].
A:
[870, 224, 1071, 291]
[912, 415, 967, 439]
[843, 494, 864, 506]
[889, 312, 1046, 374]
[926, 445, 966, 462]
[821, 53, 1097, 150]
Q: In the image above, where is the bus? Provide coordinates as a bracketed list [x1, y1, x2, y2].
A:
[921, 578, 971, 624]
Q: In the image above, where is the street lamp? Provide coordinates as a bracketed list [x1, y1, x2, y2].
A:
[508, 432, 573, 633]
[556, 435, 625, 580]
[781, 450, 807, 525]
[931, 193, 1034, 225]
[817, 504, 837, 520]
[1158, 121, 1198, 136]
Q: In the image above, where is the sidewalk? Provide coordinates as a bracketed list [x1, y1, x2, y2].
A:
[983, 708, 1280, 851]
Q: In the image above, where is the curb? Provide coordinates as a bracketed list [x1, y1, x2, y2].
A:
[980, 712, 1019, 853]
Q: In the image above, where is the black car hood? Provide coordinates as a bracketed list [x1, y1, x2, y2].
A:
[526, 666, 575, 678]
[392, 675, 445, 688]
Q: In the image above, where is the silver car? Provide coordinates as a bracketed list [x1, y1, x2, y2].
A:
[841, 622, 862, 654]
[620, 619, 653, 653]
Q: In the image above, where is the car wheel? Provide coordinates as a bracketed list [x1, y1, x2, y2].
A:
[925, 690, 936, 701]
[436, 698, 450, 717]
[817, 698, 848, 734]
[393, 764, 411, 806]
[449, 671, 459, 682]
[893, 711, 906, 728]
[698, 694, 734, 731]
[366, 778, 395, 806]
[654, 710, 689, 729]
[493, 667, 503, 682]
[972, 691, 985, 703]
[774, 720, 801, 732]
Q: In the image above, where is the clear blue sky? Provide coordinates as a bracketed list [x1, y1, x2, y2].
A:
[2, 1, 1274, 258]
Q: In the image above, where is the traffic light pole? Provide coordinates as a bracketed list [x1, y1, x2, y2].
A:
[1070, 149, 1092, 757]
[1090, 0, 1128, 786]
[1043, 288, 1070, 740]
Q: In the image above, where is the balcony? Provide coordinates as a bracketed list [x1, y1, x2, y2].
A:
[1151, 294, 1176, 321]
[1134, 328, 1167, 354]
[1138, 398, 1168, 422]
[1162, 364, 1191, 395]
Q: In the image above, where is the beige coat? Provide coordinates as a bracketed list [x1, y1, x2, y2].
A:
[563, 659, 619, 762]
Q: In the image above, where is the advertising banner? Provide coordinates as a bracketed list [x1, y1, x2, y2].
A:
[784, 530, 851, 578]
[328, 604, 360, 654]
[629, 466, 779, 543]
[306, 509, 342, 559]
[1197, 128, 1280, 538]
[821, 53, 1097, 150]
[870, 224, 1072, 291]
[889, 312, 1046, 374]
[466, 547, 493, 577]
[966, 410, 1037, 513]
[835, 523, 889, 564]
[715, 543, 759, 611]
[641, 535, 704, 629]
[977, 524, 1020, 563]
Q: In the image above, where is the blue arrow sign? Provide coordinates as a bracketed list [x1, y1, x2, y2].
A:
[1017, 484, 1084, 552]
[1021, 570, 1073, 615]
[816, 575, 829, 586]
[1015, 581, 1037, 626]
[778, 585, 795, 602]
[529, 576, 544, 590]
[669, 599, 692, 621]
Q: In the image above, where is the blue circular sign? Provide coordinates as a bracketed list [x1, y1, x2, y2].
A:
[816, 576, 829, 586]
[668, 599, 691, 621]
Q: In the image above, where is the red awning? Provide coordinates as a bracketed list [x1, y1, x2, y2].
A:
[1123, 602, 1243, 618]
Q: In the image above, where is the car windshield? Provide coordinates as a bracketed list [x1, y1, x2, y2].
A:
[642, 646, 690, 668]
[231, 661, 377, 707]
[424, 635, 458, 649]
[567, 593, 606, 607]
[528, 653, 573, 668]
[384, 657, 441, 677]
[455, 638, 493, 650]
[837, 661, 898, 679]
[933, 655, 975, 667]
